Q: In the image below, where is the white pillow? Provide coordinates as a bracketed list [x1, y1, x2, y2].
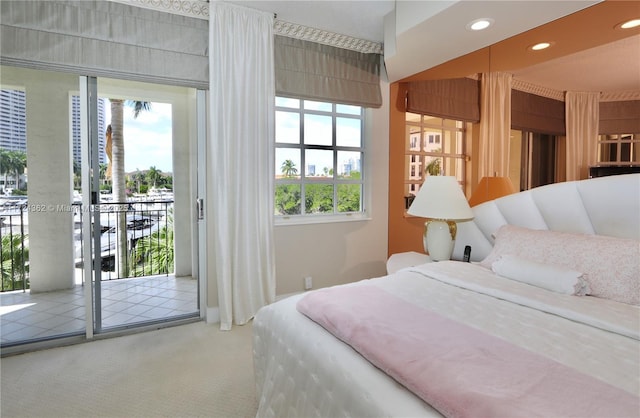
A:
[481, 225, 640, 305]
[491, 255, 590, 296]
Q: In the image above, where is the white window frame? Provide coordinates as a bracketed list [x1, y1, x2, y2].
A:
[597, 133, 639, 165]
[275, 97, 368, 225]
[404, 114, 469, 209]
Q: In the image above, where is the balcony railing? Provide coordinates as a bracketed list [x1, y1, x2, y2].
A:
[0, 199, 174, 292]
[0, 201, 29, 292]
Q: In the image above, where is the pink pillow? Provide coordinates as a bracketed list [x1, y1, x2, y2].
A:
[481, 225, 640, 305]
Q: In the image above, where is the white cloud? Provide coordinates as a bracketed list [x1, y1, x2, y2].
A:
[106, 101, 173, 173]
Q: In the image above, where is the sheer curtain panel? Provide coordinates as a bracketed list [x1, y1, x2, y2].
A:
[208, 3, 276, 330]
[479, 72, 513, 177]
[565, 91, 600, 181]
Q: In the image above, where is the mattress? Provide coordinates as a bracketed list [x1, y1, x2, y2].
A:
[252, 261, 640, 417]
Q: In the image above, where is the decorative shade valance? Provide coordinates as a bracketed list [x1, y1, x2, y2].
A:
[274, 35, 382, 108]
[599, 100, 640, 134]
[0, 0, 209, 88]
[406, 78, 480, 122]
[511, 89, 565, 135]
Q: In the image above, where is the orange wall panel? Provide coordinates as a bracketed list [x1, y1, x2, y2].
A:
[387, 82, 427, 257]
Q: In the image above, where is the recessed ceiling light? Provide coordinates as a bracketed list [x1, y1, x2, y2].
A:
[466, 18, 493, 31]
[619, 19, 640, 29]
[529, 42, 552, 51]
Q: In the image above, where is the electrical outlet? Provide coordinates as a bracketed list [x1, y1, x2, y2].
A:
[304, 276, 313, 290]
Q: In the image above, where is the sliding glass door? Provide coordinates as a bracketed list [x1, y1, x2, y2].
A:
[0, 66, 202, 349]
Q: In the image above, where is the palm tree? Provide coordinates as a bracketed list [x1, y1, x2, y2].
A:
[0, 150, 27, 192]
[281, 159, 298, 177]
[146, 166, 161, 189]
[99, 163, 108, 182]
[73, 160, 81, 190]
[132, 169, 144, 194]
[108, 99, 152, 278]
[131, 210, 174, 277]
[425, 158, 442, 176]
[1, 233, 29, 291]
[0, 149, 10, 193]
[10, 151, 27, 190]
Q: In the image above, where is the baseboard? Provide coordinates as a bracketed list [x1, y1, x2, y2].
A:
[276, 291, 304, 301]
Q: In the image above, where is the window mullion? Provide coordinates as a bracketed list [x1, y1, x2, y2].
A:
[275, 97, 364, 219]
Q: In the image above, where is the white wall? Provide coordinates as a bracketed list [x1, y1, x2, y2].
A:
[273, 81, 390, 295]
[2, 66, 77, 292]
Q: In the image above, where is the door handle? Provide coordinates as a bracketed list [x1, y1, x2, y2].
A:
[196, 198, 204, 220]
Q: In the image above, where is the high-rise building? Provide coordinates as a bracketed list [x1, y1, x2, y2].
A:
[71, 95, 107, 167]
[0, 89, 27, 152]
[1, 88, 107, 166]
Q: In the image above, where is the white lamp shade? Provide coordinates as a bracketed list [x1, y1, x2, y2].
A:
[407, 176, 474, 220]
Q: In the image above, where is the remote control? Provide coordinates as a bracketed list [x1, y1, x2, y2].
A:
[463, 245, 471, 262]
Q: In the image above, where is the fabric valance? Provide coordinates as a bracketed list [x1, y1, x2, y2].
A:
[274, 35, 382, 108]
[599, 100, 640, 134]
[511, 90, 565, 135]
[0, 0, 208, 89]
[406, 78, 480, 122]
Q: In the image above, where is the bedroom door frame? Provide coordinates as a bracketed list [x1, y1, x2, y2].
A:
[80, 76, 202, 336]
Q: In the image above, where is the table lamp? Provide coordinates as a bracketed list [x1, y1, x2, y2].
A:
[407, 176, 474, 261]
[468, 176, 516, 207]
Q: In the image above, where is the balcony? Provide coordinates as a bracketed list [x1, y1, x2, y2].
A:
[0, 198, 199, 348]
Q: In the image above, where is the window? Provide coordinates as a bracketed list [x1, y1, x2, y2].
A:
[597, 134, 640, 165]
[404, 113, 469, 208]
[517, 131, 557, 190]
[275, 97, 365, 220]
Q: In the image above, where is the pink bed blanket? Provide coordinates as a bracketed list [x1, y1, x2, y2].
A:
[296, 285, 640, 418]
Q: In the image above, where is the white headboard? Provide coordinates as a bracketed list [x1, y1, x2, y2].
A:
[452, 174, 640, 262]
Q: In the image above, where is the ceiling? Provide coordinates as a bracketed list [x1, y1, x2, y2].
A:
[227, 0, 640, 95]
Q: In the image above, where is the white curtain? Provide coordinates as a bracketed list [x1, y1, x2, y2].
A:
[565, 91, 600, 181]
[479, 72, 512, 177]
[209, 2, 276, 330]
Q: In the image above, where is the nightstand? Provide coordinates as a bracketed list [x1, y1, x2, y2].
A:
[386, 251, 432, 274]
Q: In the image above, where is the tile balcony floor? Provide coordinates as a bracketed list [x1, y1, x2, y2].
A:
[0, 275, 198, 347]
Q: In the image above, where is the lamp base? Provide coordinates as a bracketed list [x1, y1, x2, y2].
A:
[423, 220, 457, 261]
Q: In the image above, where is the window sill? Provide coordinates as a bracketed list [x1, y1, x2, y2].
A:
[275, 212, 371, 227]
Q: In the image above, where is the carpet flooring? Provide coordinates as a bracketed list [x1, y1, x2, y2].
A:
[1, 321, 257, 418]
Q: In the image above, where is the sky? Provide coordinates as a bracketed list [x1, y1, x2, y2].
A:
[104, 101, 173, 174]
[275, 107, 362, 177]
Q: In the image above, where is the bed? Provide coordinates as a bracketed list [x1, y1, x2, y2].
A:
[253, 174, 640, 417]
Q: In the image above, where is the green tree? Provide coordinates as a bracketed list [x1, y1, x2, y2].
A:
[73, 160, 81, 190]
[337, 171, 361, 212]
[425, 157, 442, 176]
[305, 184, 333, 213]
[0, 149, 11, 192]
[131, 211, 174, 277]
[131, 169, 145, 194]
[146, 166, 161, 189]
[274, 184, 301, 215]
[10, 151, 26, 190]
[337, 184, 361, 212]
[1, 233, 29, 291]
[99, 163, 111, 191]
[0, 150, 27, 192]
[280, 160, 298, 177]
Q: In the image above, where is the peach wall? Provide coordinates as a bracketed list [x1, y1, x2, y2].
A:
[388, 82, 424, 257]
[388, 82, 484, 257]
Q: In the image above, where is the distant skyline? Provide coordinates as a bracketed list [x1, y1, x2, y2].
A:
[104, 101, 173, 173]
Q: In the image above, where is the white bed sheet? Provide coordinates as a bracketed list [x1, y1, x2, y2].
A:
[253, 261, 640, 418]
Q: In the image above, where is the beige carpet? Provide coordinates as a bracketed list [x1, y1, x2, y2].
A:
[0, 321, 258, 418]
